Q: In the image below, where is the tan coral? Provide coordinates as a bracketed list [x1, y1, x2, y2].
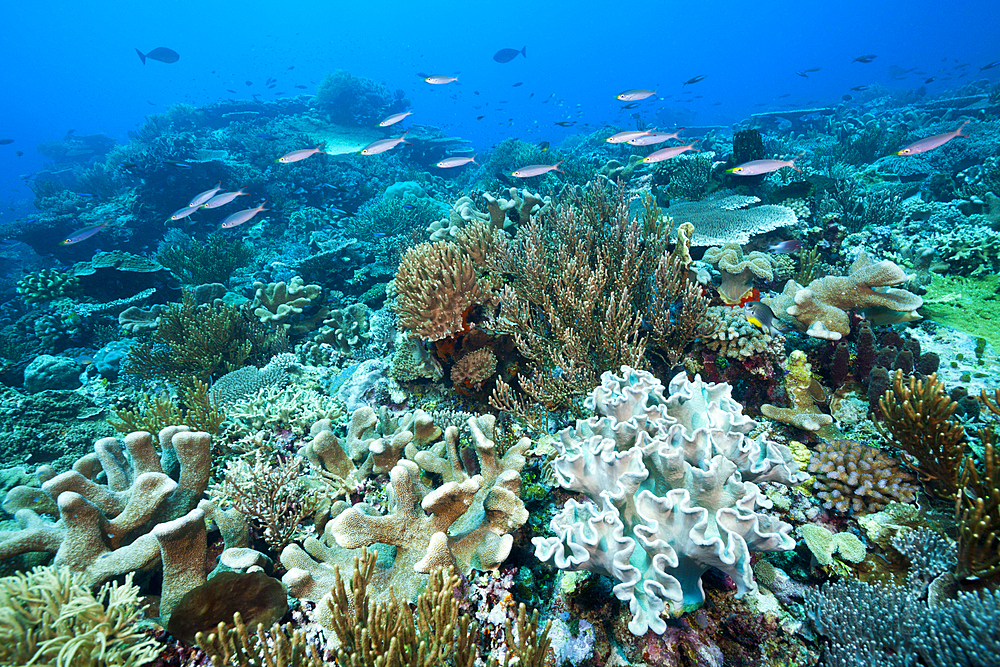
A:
[767, 251, 923, 340]
[391, 241, 488, 341]
[762, 350, 838, 437]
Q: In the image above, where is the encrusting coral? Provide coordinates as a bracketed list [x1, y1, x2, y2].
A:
[765, 250, 923, 340]
[533, 366, 806, 635]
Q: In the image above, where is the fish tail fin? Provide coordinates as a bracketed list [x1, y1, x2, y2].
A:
[791, 153, 805, 172]
[521, 46, 527, 58]
[956, 120, 969, 136]
[135, 48, 146, 65]
[555, 159, 565, 172]
[472, 153, 479, 165]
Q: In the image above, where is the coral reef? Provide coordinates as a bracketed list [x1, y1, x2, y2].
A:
[807, 439, 919, 514]
[533, 367, 805, 635]
[251, 276, 329, 336]
[703, 242, 774, 304]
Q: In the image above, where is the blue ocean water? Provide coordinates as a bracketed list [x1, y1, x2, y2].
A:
[2, 0, 997, 220]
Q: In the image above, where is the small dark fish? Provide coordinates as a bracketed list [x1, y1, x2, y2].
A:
[512, 82, 523, 87]
[246, 80, 253, 86]
[712, 101, 723, 105]
[768, 239, 802, 254]
[401, 203, 415, 210]
[538, 141, 550, 152]
[15, 151, 23, 156]
[850, 85, 869, 91]
[477, 115, 485, 120]
[0, 139, 13, 145]
[554, 121, 575, 127]
[295, 85, 307, 89]
[493, 47, 526, 63]
[77, 192, 94, 198]
[842, 94, 853, 101]
[804, 67, 822, 73]
[778, 93, 791, 98]
[852, 54, 877, 63]
[925, 77, 936, 84]
[619, 102, 640, 110]
[288, 65, 295, 70]
[147, 101, 156, 105]
[135, 47, 179, 64]
[980, 60, 1000, 71]
[226, 89, 237, 93]
[267, 84, 276, 89]
[796, 71, 809, 78]
[163, 160, 191, 169]
[683, 75, 706, 86]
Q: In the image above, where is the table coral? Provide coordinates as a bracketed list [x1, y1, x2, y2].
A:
[533, 366, 806, 635]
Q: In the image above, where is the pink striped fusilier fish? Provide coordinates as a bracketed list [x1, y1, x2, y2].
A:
[169, 204, 201, 221]
[360, 135, 410, 156]
[627, 129, 685, 146]
[188, 182, 222, 207]
[59, 223, 109, 245]
[511, 161, 563, 178]
[220, 202, 271, 229]
[896, 121, 968, 156]
[727, 153, 804, 175]
[436, 154, 478, 168]
[379, 111, 413, 127]
[606, 130, 653, 144]
[642, 141, 700, 163]
[276, 144, 325, 163]
[617, 89, 656, 101]
[201, 188, 249, 209]
[424, 75, 458, 84]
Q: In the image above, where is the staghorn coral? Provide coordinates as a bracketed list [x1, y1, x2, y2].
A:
[391, 240, 489, 341]
[0, 565, 162, 667]
[876, 370, 965, 498]
[761, 350, 836, 435]
[807, 439, 919, 514]
[665, 194, 798, 246]
[252, 276, 329, 336]
[533, 367, 806, 635]
[765, 250, 923, 340]
[703, 242, 774, 305]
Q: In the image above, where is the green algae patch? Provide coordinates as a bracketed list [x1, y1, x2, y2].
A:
[921, 274, 1000, 351]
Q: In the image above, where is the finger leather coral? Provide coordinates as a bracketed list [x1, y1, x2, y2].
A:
[532, 366, 806, 636]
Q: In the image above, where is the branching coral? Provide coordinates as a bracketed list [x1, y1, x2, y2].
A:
[111, 377, 225, 435]
[876, 370, 966, 498]
[807, 439, 919, 514]
[157, 232, 253, 285]
[123, 290, 279, 386]
[956, 409, 999, 582]
[0, 566, 162, 667]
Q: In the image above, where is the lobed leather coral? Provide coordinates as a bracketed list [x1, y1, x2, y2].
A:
[703, 242, 774, 305]
[765, 250, 923, 340]
[251, 275, 329, 335]
[533, 366, 806, 635]
[391, 240, 489, 341]
[281, 412, 530, 627]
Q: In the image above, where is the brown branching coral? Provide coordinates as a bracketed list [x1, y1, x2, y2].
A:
[876, 370, 966, 497]
[196, 610, 325, 667]
[211, 451, 320, 554]
[123, 290, 278, 387]
[111, 377, 225, 435]
[487, 182, 711, 418]
[326, 548, 551, 667]
[956, 428, 1000, 582]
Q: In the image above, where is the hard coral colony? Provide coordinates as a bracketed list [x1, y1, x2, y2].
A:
[0, 10, 999, 667]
